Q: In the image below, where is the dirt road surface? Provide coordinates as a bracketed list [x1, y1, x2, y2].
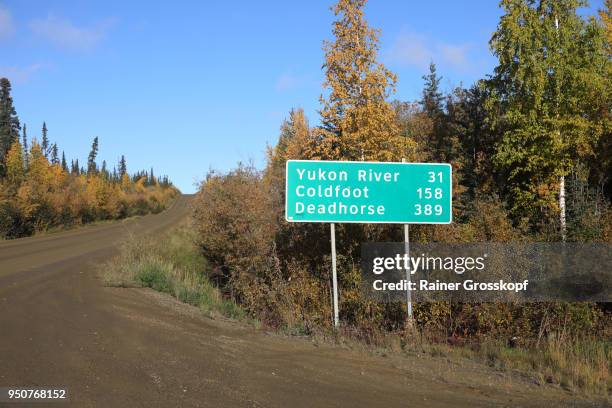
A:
[0, 195, 602, 407]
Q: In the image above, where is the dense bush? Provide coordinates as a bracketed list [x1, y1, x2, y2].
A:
[191, 86, 612, 336]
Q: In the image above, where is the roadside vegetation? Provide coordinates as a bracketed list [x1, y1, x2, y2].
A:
[190, 0, 612, 398]
[0, 78, 178, 239]
[102, 224, 246, 321]
[476, 335, 610, 394]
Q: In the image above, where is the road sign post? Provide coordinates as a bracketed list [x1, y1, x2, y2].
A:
[401, 158, 412, 320]
[285, 160, 452, 327]
[404, 223, 412, 319]
[330, 223, 339, 327]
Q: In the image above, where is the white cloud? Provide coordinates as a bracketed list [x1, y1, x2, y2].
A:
[439, 44, 470, 67]
[0, 63, 44, 83]
[29, 15, 114, 51]
[0, 6, 15, 40]
[275, 73, 301, 92]
[387, 30, 472, 71]
[387, 32, 433, 70]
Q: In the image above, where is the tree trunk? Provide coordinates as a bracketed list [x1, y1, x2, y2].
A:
[554, 15, 566, 242]
[559, 174, 566, 241]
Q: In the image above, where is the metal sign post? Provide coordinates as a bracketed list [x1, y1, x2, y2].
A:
[402, 158, 413, 320]
[330, 223, 339, 327]
[404, 223, 412, 319]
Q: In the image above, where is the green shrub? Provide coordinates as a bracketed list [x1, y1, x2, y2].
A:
[135, 259, 173, 293]
[102, 225, 247, 322]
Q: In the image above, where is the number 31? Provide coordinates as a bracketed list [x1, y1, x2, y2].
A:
[428, 171, 443, 183]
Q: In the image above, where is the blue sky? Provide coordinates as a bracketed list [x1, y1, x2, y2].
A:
[0, 0, 604, 192]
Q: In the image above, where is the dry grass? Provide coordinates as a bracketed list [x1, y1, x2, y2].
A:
[101, 224, 246, 320]
[477, 335, 611, 396]
[305, 323, 610, 399]
[402, 332, 610, 398]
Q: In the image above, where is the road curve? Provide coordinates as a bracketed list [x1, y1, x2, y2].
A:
[0, 195, 594, 407]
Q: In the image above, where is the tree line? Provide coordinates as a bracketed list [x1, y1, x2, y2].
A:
[192, 0, 610, 359]
[0, 78, 178, 239]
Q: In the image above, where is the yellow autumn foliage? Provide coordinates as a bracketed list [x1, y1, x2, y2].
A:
[0, 141, 178, 238]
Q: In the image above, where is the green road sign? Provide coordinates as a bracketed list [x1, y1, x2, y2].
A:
[285, 160, 452, 224]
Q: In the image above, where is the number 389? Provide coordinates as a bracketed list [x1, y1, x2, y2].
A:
[414, 204, 443, 216]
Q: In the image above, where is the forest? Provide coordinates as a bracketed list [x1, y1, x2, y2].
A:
[0, 78, 178, 239]
[192, 0, 611, 394]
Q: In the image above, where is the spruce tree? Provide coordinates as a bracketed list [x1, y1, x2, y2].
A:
[87, 136, 98, 174]
[454, 81, 497, 195]
[0, 78, 20, 175]
[118, 155, 127, 176]
[420, 62, 457, 162]
[51, 143, 59, 165]
[21, 123, 29, 170]
[421, 62, 444, 117]
[61, 151, 68, 172]
[41, 122, 49, 158]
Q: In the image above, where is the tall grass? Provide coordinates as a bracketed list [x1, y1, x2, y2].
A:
[407, 333, 611, 397]
[479, 335, 611, 396]
[102, 225, 245, 320]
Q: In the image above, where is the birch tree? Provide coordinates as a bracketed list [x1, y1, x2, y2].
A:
[489, 0, 608, 237]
